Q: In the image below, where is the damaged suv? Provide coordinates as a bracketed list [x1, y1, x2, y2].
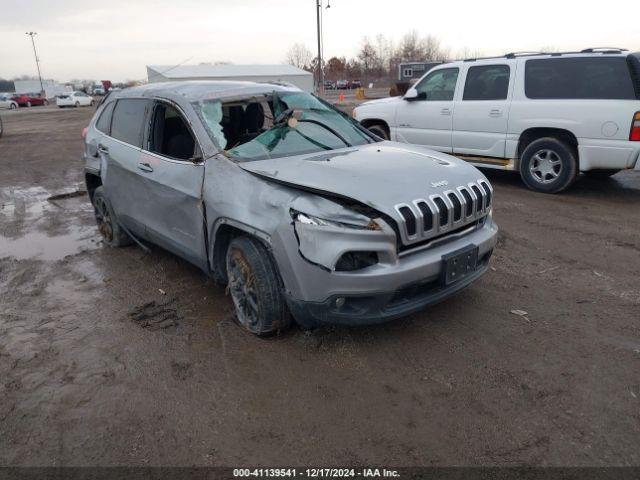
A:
[83, 81, 498, 335]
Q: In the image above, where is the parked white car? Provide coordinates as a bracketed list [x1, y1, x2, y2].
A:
[57, 91, 94, 108]
[354, 49, 640, 193]
[0, 93, 18, 110]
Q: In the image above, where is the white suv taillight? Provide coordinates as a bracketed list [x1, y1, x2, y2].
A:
[631, 112, 640, 141]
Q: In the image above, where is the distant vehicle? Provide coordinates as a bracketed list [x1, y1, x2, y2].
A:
[350, 80, 362, 89]
[83, 81, 497, 335]
[336, 79, 349, 90]
[323, 80, 336, 90]
[0, 93, 18, 110]
[93, 86, 106, 96]
[354, 49, 640, 193]
[57, 91, 95, 108]
[11, 93, 48, 107]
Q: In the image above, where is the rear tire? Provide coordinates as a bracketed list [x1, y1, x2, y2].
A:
[92, 187, 132, 247]
[10, 103, 16, 110]
[584, 169, 621, 179]
[519, 137, 578, 193]
[26, 102, 31, 108]
[226, 236, 291, 336]
[43, 100, 49, 106]
[367, 123, 389, 140]
[75, 101, 80, 108]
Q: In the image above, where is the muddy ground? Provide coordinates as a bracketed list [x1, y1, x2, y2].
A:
[0, 106, 639, 467]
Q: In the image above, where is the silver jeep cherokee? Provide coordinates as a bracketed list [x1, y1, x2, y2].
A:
[83, 81, 498, 335]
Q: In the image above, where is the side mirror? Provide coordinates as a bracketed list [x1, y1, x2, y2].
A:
[404, 88, 426, 101]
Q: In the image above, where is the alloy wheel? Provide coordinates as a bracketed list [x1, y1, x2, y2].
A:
[529, 149, 563, 184]
[94, 197, 114, 243]
[226, 248, 260, 331]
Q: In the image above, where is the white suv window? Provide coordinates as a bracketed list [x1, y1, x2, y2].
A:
[463, 65, 510, 101]
[525, 57, 636, 100]
[414, 68, 459, 101]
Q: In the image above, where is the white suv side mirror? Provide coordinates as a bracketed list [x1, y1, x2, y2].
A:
[404, 87, 426, 101]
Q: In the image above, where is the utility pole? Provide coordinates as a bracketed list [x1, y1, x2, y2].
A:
[315, 0, 323, 95]
[25, 32, 44, 94]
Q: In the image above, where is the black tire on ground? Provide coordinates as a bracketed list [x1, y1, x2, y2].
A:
[75, 102, 80, 108]
[225, 236, 291, 336]
[10, 103, 16, 110]
[367, 124, 389, 140]
[584, 169, 621, 179]
[0, 117, 3, 138]
[43, 100, 49, 106]
[92, 186, 132, 247]
[519, 137, 578, 193]
[90, 100, 94, 106]
[26, 102, 31, 108]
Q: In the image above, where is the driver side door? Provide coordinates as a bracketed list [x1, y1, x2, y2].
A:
[394, 67, 459, 152]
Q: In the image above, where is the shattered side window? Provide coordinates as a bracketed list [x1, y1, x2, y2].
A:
[199, 100, 227, 150]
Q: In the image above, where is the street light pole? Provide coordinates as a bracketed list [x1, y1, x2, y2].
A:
[25, 32, 44, 94]
[315, 0, 323, 95]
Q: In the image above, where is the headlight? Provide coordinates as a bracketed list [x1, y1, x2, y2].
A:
[291, 210, 380, 231]
[351, 107, 358, 119]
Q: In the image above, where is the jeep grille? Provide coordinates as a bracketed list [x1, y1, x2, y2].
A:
[393, 180, 492, 246]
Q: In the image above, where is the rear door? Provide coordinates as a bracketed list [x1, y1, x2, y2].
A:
[100, 98, 152, 238]
[452, 63, 512, 158]
[134, 100, 207, 269]
[394, 67, 459, 152]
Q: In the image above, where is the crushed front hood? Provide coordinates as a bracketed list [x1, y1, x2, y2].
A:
[238, 142, 487, 218]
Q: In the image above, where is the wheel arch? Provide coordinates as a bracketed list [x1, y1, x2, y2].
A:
[85, 172, 102, 202]
[209, 220, 272, 284]
[517, 127, 579, 166]
[360, 118, 390, 138]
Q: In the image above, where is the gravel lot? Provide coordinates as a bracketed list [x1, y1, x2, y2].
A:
[1, 105, 639, 466]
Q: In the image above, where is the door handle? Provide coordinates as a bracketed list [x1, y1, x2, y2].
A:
[440, 108, 451, 116]
[489, 109, 502, 117]
[98, 144, 109, 154]
[138, 162, 154, 172]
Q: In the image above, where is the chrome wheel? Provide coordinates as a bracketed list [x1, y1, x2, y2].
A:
[226, 248, 260, 331]
[93, 196, 113, 243]
[529, 149, 562, 184]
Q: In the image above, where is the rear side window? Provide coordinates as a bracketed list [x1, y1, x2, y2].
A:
[463, 65, 510, 100]
[110, 99, 150, 147]
[525, 57, 636, 100]
[95, 101, 115, 134]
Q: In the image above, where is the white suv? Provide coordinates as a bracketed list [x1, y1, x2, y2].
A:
[354, 49, 640, 193]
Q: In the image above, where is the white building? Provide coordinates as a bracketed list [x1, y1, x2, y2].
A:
[146, 64, 314, 92]
[13, 79, 70, 98]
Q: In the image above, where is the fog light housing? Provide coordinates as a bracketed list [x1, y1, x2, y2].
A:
[335, 297, 346, 308]
[335, 251, 379, 272]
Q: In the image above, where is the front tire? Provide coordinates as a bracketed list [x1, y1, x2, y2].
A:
[43, 100, 49, 106]
[75, 102, 80, 108]
[584, 169, 621, 179]
[519, 137, 578, 193]
[26, 101, 31, 108]
[92, 187, 132, 247]
[10, 103, 16, 110]
[367, 123, 389, 140]
[226, 236, 291, 336]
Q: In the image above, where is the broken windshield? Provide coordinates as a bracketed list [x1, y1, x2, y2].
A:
[195, 91, 377, 161]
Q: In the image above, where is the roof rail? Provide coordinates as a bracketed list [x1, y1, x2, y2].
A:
[462, 48, 630, 63]
[581, 47, 628, 53]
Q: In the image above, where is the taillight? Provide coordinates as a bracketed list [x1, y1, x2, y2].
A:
[82, 127, 88, 139]
[631, 112, 640, 141]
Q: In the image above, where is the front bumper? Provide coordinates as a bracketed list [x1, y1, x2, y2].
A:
[286, 252, 492, 327]
[272, 216, 498, 327]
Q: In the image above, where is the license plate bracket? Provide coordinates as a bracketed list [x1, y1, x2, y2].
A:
[441, 245, 479, 286]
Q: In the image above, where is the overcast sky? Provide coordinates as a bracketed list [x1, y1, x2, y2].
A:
[1, 0, 638, 82]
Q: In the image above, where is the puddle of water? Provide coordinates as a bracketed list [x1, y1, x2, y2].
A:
[0, 224, 101, 261]
[0, 185, 101, 261]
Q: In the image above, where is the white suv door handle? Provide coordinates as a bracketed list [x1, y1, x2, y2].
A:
[489, 109, 502, 117]
[440, 108, 451, 116]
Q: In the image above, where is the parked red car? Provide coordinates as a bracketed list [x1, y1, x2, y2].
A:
[11, 93, 48, 107]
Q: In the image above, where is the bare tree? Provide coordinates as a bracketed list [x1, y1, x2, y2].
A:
[454, 47, 485, 60]
[284, 43, 313, 69]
